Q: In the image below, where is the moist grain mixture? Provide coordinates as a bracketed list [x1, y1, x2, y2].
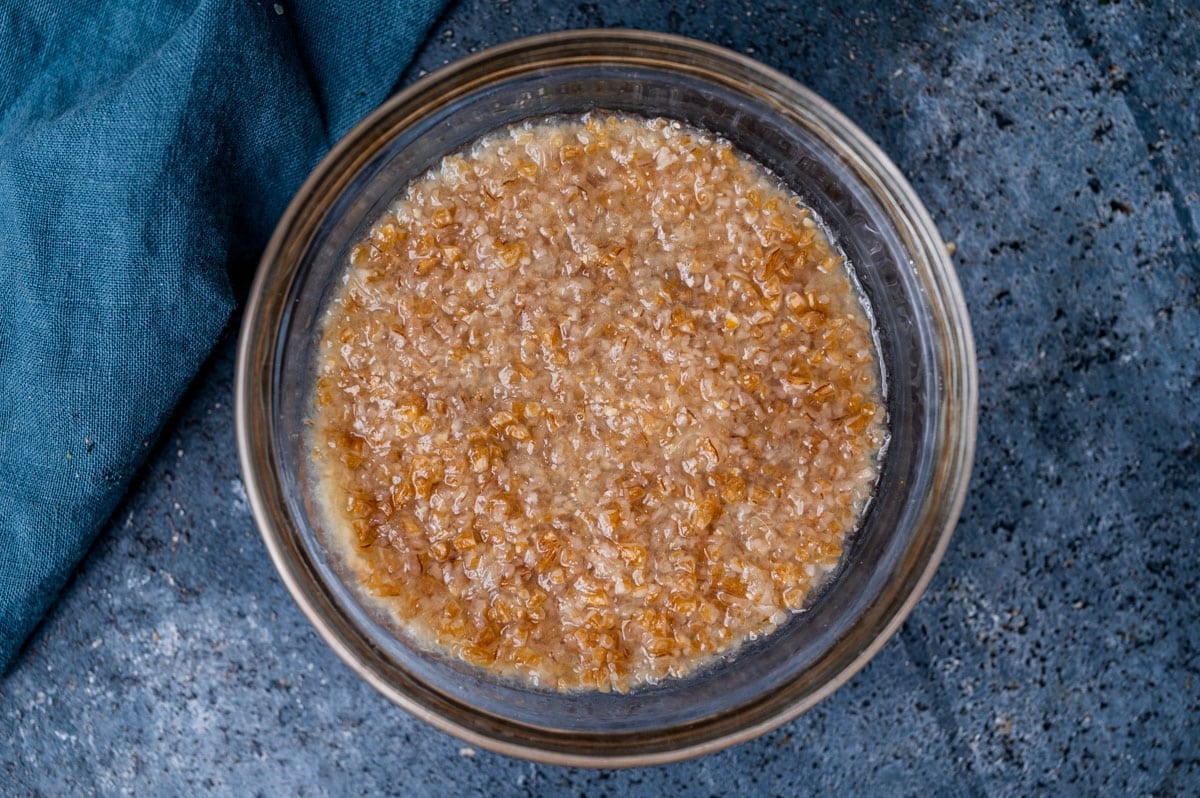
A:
[311, 113, 886, 692]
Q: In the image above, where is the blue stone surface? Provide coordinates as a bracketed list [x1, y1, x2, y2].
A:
[3, 1, 1197, 794]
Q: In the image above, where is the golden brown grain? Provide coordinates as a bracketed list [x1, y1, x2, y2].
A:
[311, 113, 886, 692]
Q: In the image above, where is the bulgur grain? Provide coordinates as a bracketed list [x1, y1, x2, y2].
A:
[311, 113, 886, 692]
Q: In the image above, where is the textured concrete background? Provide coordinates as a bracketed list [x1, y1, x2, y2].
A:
[3, 1, 1198, 795]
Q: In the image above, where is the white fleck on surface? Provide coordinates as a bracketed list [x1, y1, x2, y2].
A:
[230, 478, 250, 514]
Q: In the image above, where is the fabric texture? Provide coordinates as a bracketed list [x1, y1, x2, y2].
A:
[0, 0, 447, 671]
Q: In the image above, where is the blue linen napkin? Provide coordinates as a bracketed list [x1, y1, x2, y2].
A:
[0, 0, 447, 671]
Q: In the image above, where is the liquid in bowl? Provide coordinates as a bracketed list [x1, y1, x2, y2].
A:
[309, 112, 887, 693]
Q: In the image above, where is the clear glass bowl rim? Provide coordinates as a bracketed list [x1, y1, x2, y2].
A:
[235, 29, 978, 767]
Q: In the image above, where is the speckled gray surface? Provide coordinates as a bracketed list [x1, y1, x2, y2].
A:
[3, 1, 1198, 795]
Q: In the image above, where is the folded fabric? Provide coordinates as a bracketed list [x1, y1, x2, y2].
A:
[0, 0, 447, 671]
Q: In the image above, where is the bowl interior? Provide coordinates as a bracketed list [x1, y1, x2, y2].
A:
[243, 31, 974, 765]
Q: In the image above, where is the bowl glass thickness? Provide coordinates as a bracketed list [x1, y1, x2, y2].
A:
[236, 31, 977, 767]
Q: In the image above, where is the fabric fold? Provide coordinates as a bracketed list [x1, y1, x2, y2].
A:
[0, 0, 447, 671]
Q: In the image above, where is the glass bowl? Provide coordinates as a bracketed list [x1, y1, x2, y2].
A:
[235, 30, 977, 766]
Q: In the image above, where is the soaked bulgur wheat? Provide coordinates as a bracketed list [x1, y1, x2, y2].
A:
[310, 113, 886, 692]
